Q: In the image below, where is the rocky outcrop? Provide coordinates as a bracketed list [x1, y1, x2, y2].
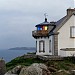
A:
[5, 62, 75, 75]
[5, 65, 22, 75]
[70, 70, 75, 75]
[48, 66, 57, 72]
[19, 63, 50, 75]
[5, 74, 17, 75]
[0, 59, 6, 75]
[5, 63, 50, 75]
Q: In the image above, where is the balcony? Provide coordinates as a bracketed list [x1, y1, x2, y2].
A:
[32, 30, 49, 37]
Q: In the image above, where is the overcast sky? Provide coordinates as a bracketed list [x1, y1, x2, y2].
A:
[0, 0, 74, 49]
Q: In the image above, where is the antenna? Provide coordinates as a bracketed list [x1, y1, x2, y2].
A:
[44, 13, 48, 18]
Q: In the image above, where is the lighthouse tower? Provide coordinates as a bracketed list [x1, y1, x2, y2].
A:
[32, 17, 55, 55]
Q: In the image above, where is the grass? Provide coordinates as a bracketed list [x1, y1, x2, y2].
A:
[6, 56, 45, 71]
[6, 56, 75, 75]
[46, 59, 75, 71]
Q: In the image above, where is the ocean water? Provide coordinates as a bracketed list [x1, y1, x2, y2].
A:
[0, 49, 35, 63]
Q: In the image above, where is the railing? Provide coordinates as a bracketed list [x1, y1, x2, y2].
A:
[32, 30, 48, 37]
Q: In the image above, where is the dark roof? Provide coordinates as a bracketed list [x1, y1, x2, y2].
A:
[55, 16, 67, 26]
[48, 16, 67, 35]
[53, 11, 75, 32]
[35, 18, 51, 27]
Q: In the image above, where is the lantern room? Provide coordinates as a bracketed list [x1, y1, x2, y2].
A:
[36, 18, 49, 31]
[37, 25, 48, 31]
[32, 18, 56, 38]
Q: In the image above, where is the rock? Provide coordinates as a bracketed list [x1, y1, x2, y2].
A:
[6, 74, 18, 75]
[70, 70, 75, 75]
[5, 65, 22, 75]
[5, 63, 51, 75]
[5, 70, 12, 74]
[54, 70, 70, 75]
[19, 63, 50, 75]
[48, 66, 57, 72]
[32, 63, 48, 70]
[11, 65, 22, 74]
[42, 69, 51, 75]
[58, 70, 70, 74]
[5, 70, 18, 75]
[0, 59, 6, 75]
[19, 64, 42, 75]
[19, 66, 27, 75]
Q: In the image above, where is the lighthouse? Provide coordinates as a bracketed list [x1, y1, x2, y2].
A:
[32, 16, 56, 55]
[32, 8, 75, 57]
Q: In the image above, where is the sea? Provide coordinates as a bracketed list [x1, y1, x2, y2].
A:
[0, 49, 35, 63]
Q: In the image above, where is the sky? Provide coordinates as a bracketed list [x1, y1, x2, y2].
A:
[0, 0, 74, 49]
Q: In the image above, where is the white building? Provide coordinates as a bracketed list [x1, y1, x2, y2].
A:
[32, 8, 75, 57]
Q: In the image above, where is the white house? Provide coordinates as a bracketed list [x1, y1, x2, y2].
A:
[32, 8, 75, 57]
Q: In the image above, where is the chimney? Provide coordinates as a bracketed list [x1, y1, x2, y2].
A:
[67, 8, 75, 15]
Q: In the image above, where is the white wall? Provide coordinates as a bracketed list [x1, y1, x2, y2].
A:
[60, 50, 75, 57]
[36, 36, 53, 55]
[58, 15, 75, 56]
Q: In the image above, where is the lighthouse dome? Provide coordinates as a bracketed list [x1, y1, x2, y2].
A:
[35, 18, 50, 27]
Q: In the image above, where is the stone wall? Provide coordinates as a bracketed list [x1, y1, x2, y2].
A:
[54, 34, 58, 56]
[0, 59, 6, 75]
[22, 54, 63, 61]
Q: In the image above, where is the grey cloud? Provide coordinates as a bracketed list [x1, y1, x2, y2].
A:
[0, 0, 74, 49]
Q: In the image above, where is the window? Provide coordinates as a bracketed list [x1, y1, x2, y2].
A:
[70, 26, 75, 38]
[39, 40, 45, 52]
[37, 26, 43, 31]
[36, 41, 37, 52]
[49, 40, 51, 52]
[43, 26, 48, 30]
[37, 26, 48, 31]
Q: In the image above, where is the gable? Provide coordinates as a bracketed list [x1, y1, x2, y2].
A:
[57, 14, 75, 52]
[58, 15, 75, 32]
[53, 11, 75, 33]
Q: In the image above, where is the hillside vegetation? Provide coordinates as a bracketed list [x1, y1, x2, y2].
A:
[6, 55, 75, 75]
